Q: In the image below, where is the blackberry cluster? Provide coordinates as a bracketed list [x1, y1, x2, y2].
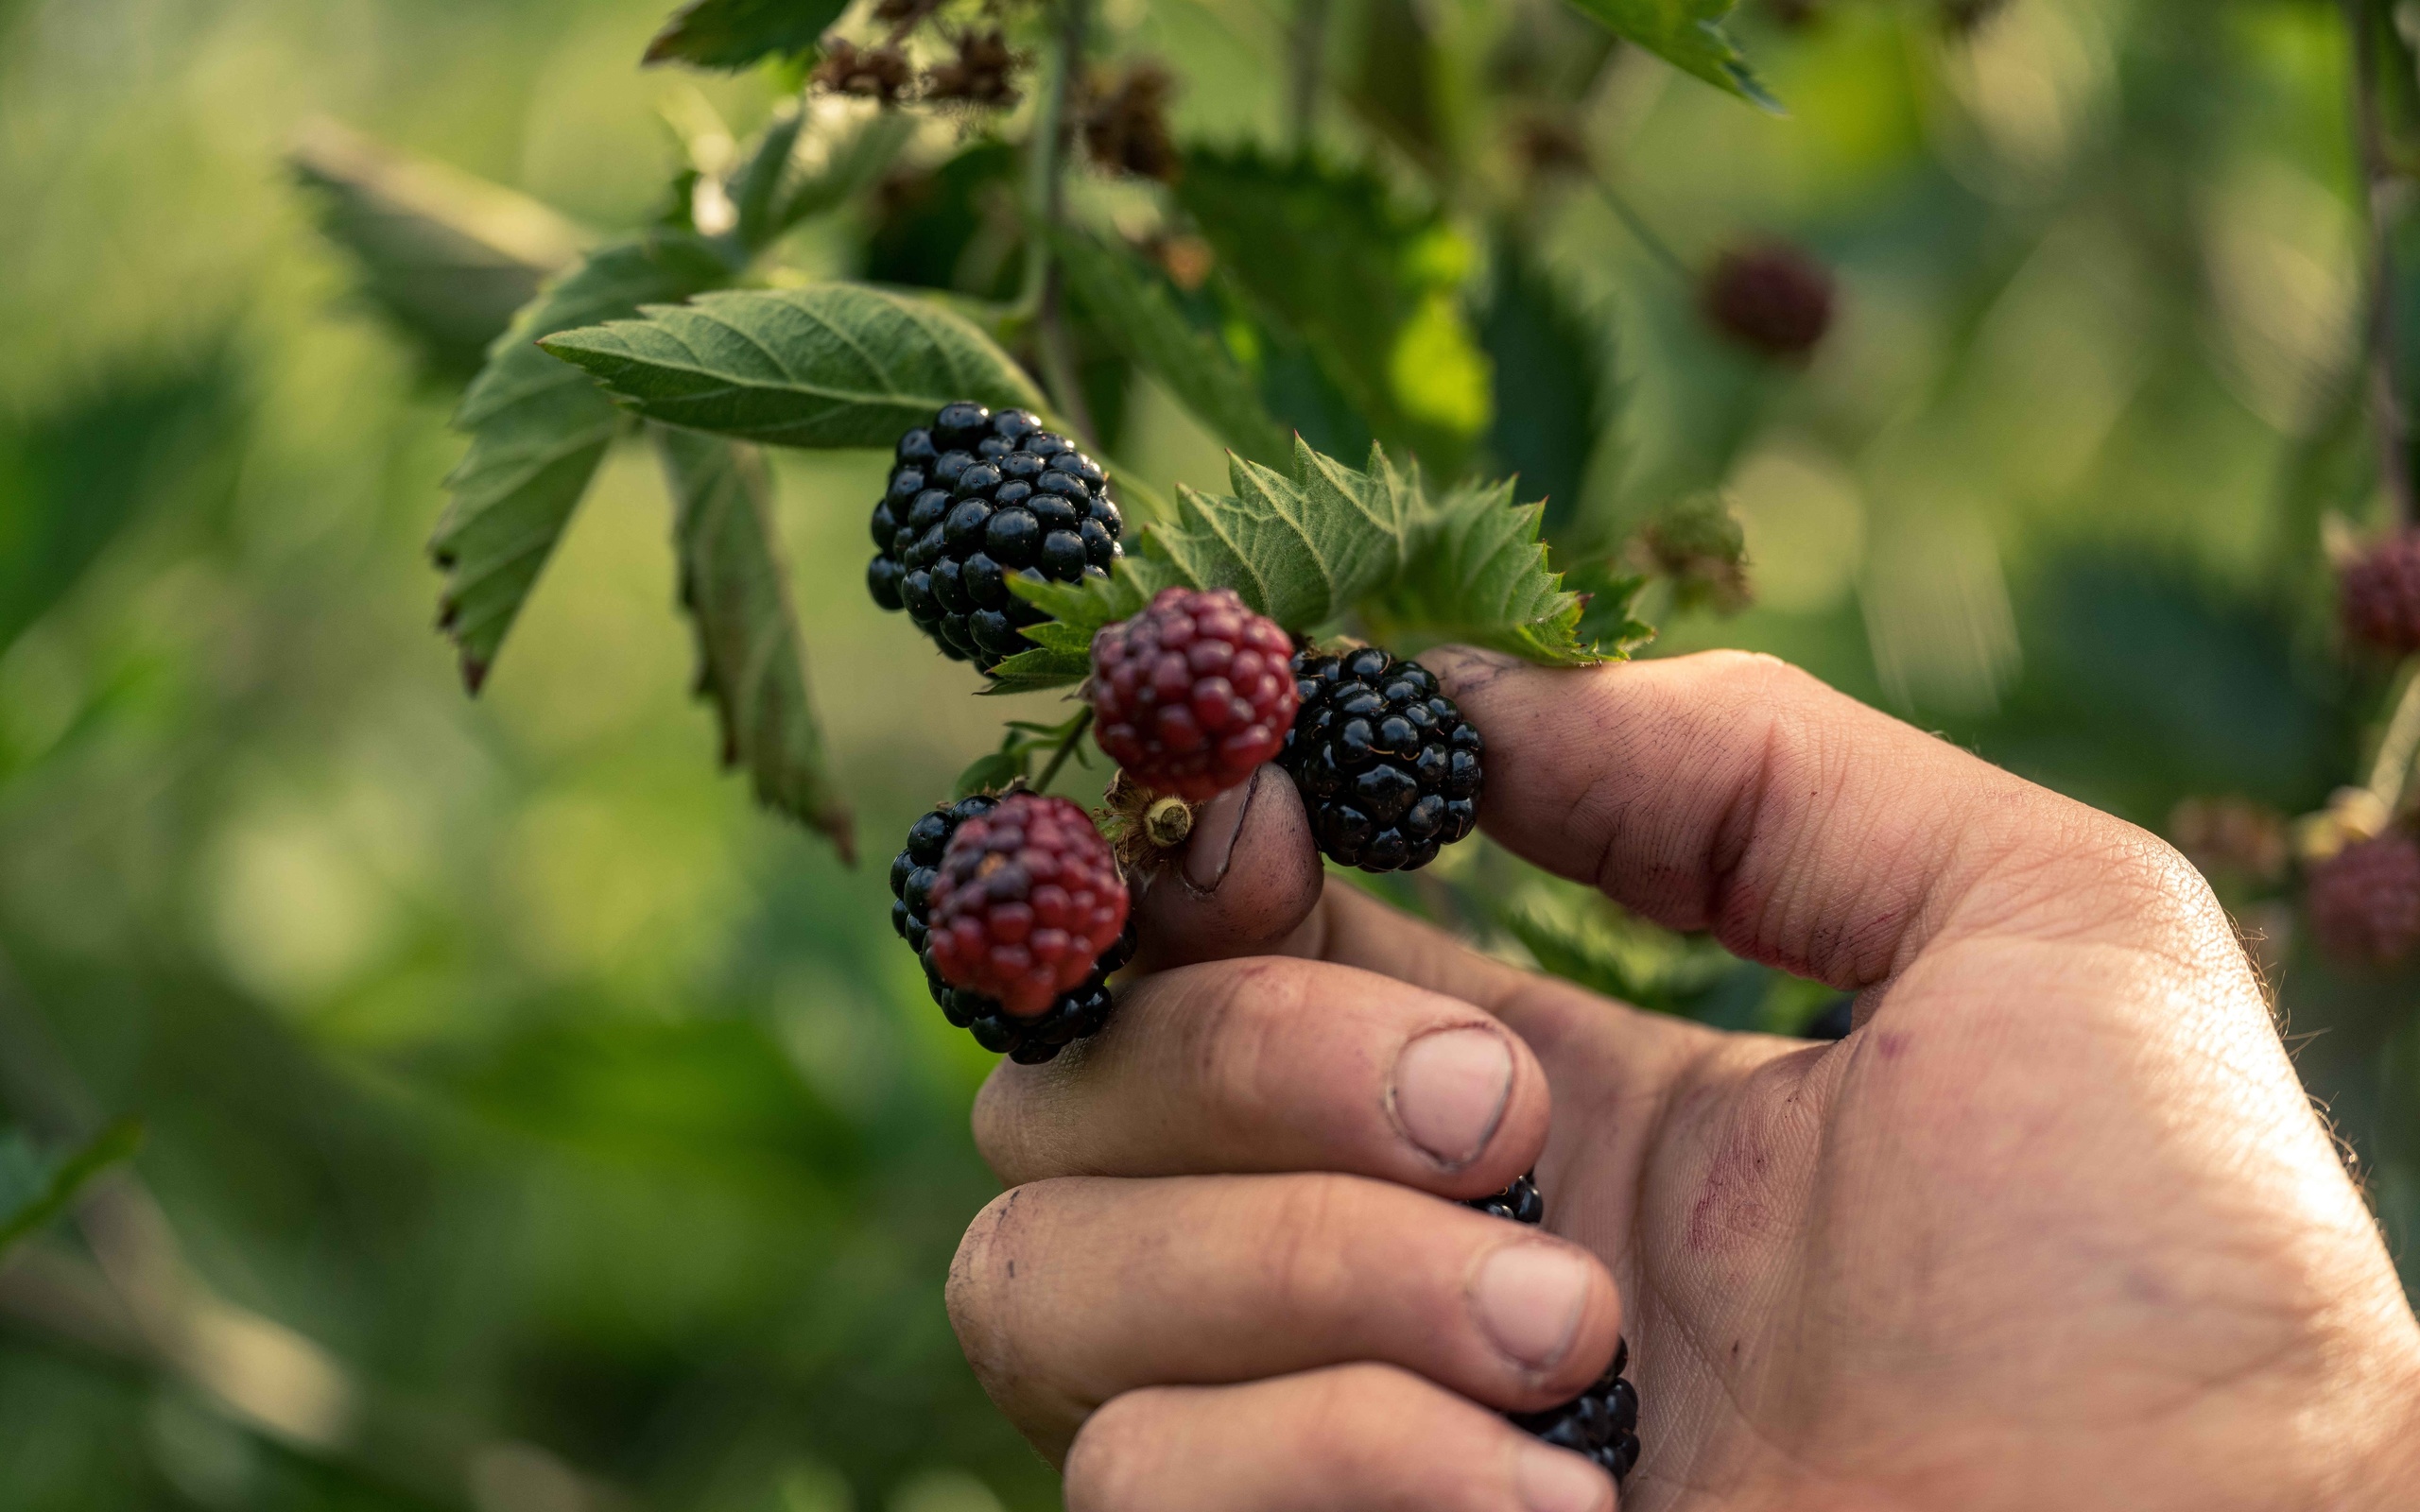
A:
[1461, 1171, 1545, 1225]
[2307, 829, 2420, 969]
[2339, 533, 2420, 655]
[1279, 647, 1481, 872]
[868, 403, 1123, 671]
[890, 794, 1137, 1063]
[1468, 1171, 1642, 1485]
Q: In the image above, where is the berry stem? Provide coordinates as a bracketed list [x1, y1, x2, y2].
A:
[1288, 0, 1331, 146]
[1592, 179, 1692, 286]
[2346, 0, 2418, 530]
[1034, 706, 1095, 794]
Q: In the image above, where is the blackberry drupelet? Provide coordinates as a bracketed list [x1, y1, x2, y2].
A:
[1461, 1171, 1545, 1225]
[890, 794, 1138, 1063]
[868, 402, 1123, 671]
[1278, 646, 1481, 872]
[1469, 1172, 1642, 1485]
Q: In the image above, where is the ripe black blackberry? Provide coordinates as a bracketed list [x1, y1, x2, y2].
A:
[1461, 1171, 1545, 1225]
[868, 403, 1124, 671]
[890, 793, 1137, 1062]
[1278, 646, 1481, 872]
[1468, 1172, 1642, 1485]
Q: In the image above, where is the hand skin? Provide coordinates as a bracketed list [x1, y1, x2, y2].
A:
[945, 650, 2420, 1512]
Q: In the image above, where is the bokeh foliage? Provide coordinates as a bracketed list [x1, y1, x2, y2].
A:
[0, 0, 2411, 1509]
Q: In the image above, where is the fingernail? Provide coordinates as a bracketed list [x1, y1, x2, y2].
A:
[1182, 767, 1259, 891]
[1389, 1026, 1513, 1167]
[1472, 1244, 1592, 1371]
[1517, 1442, 1613, 1512]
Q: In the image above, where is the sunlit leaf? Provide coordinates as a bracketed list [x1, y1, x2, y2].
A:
[652, 426, 854, 859]
[1555, 0, 1773, 109]
[539, 284, 1046, 448]
[435, 231, 736, 691]
[1364, 470, 1602, 664]
[644, 0, 850, 71]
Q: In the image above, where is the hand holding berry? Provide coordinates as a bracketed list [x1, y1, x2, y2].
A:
[946, 649, 2420, 1512]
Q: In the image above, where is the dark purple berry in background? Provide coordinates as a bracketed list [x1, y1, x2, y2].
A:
[1701, 242, 1836, 360]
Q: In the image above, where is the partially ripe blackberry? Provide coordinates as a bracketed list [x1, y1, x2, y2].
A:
[890, 794, 1137, 1063]
[2339, 534, 2420, 655]
[1466, 1172, 1641, 1483]
[1091, 587, 1300, 800]
[929, 793, 1131, 1018]
[2307, 829, 2420, 968]
[868, 403, 1123, 670]
[1279, 646, 1480, 872]
[1462, 1171, 1545, 1225]
[1702, 243, 1835, 359]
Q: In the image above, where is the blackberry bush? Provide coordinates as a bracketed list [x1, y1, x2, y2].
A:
[868, 402, 1123, 671]
[1279, 646, 1482, 872]
[891, 793, 1137, 1063]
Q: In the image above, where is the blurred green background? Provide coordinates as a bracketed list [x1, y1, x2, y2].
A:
[0, 0, 2411, 1508]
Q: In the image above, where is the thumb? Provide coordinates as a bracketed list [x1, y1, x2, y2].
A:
[1127, 765, 1326, 973]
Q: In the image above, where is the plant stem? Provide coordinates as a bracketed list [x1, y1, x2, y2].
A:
[1288, 0, 1331, 146]
[1035, 707, 1095, 794]
[1021, 0, 1098, 440]
[1593, 179, 1692, 285]
[2347, 0, 2417, 529]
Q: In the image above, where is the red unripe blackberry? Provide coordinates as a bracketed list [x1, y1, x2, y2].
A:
[2307, 829, 2420, 968]
[1701, 243, 1835, 359]
[927, 793, 1131, 1019]
[2339, 534, 2420, 655]
[1090, 587, 1300, 800]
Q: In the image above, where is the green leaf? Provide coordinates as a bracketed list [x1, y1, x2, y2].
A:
[1050, 229, 1292, 469]
[1364, 471, 1601, 664]
[1566, 561, 1658, 659]
[651, 426, 854, 859]
[1173, 148, 1461, 460]
[1479, 235, 1616, 538]
[1555, 0, 1773, 109]
[0, 1119, 143, 1259]
[1157, 438, 1412, 628]
[436, 231, 736, 691]
[539, 284, 1047, 449]
[291, 118, 583, 380]
[644, 0, 849, 71]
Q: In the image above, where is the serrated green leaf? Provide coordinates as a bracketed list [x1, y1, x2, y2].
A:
[0, 1118, 142, 1259]
[1365, 473, 1601, 663]
[1567, 561, 1658, 659]
[1050, 229, 1292, 468]
[1153, 438, 1412, 628]
[291, 118, 584, 380]
[644, 0, 849, 71]
[651, 426, 854, 858]
[539, 284, 1047, 448]
[1556, 0, 1773, 109]
[435, 231, 735, 690]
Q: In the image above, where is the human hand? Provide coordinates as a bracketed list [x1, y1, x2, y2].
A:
[947, 650, 2420, 1510]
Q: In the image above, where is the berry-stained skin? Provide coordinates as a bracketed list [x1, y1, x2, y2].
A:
[946, 650, 2420, 1512]
[868, 403, 1123, 670]
[928, 793, 1131, 1020]
[1092, 587, 1300, 801]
